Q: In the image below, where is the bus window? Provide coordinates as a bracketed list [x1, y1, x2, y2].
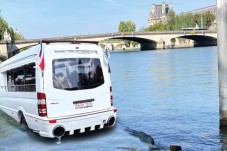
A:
[7, 63, 36, 92]
[25, 63, 36, 91]
[53, 58, 104, 91]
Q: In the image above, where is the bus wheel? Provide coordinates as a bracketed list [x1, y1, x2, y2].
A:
[20, 117, 28, 131]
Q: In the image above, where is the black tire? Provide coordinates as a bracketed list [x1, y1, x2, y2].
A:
[20, 117, 28, 131]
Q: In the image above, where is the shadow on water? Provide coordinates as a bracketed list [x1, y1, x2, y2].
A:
[117, 120, 162, 151]
[123, 127, 161, 151]
[117, 120, 182, 151]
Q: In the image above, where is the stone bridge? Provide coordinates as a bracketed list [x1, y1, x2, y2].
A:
[0, 30, 217, 59]
[78, 30, 217, 50]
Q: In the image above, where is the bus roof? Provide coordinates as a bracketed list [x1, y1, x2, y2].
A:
[0, 44, 41, 68]
[0, 41, 101, 69]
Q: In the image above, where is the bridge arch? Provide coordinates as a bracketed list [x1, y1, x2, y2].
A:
[171, 35, 217, 47]
[107, 37, 158, 50]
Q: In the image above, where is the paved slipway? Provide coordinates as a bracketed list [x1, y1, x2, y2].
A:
[0, 109, 160, 151]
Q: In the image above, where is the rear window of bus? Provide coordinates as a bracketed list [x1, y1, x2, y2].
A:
[52, 58, 104, 90]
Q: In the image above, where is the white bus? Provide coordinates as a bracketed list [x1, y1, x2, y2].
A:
[0, 40, 117, 139]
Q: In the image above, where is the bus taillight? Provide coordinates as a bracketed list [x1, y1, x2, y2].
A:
[37, 92, 47, 117]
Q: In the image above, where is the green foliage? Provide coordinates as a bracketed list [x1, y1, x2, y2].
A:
[194, 14, 201, 26]
[169, 10, 216, 30]
[14, 31, 23, 40]
[167, 9, 176, 31]
[118, 20, 136, 47]
[144, 22, 167, 31]
[124, 40, 130, 47]
[0, 18, 8, 40]
[143, 10, 216, 32]
[130, 41, 139, 47]
[203, 11, 216, 28]
[174, 13, 196, 30]
[8, 27, 15, 41]
[118, 20, 136, 32]
[0, 17, 23, 41]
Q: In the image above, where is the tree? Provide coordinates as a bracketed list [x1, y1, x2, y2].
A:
[203, 11, 215, 28]
[0, 17, 8, 40]
[167, 9, 176, 31]
[118, 20, 136, 32]
[8, 27, 15, 41]
[118, 20, 136, 48]
[0, 17, 24, 41]
[14, 31, 23, 40]
[144, 22, 167, 31]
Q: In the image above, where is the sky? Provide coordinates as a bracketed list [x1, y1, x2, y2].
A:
[0, 0, 216, 39]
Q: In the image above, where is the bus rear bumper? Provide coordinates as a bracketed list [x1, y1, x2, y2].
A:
[34, 108, 117, 138]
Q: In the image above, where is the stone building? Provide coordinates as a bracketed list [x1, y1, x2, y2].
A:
[148, 2, 173, 26]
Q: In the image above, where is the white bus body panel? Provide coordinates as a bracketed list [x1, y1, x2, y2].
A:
[0, 43, 117, 138]
[44, 44, 112, 118]
[0, 45, 41, 123]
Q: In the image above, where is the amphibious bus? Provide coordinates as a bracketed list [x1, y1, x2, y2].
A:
[0, 40, 117, 139]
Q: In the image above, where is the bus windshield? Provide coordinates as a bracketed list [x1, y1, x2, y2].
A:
[52, 58, 104, 90]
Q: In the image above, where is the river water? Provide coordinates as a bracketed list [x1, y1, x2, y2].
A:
[0, 46, 226, 150]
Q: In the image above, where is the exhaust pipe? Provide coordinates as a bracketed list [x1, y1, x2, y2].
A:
[53, 126, 65, 138]
[107, 116, 116, 127]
